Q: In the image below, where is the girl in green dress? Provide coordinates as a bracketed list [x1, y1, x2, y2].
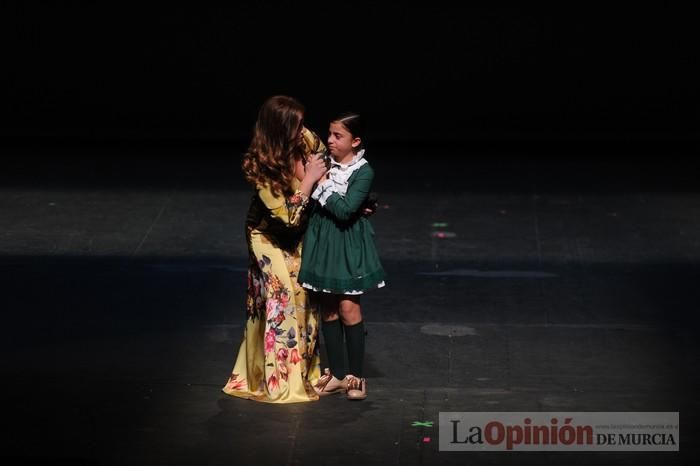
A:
[298, 113, 385, 400]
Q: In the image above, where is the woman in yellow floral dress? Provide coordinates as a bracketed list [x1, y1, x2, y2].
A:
[222, 95, 329, 403]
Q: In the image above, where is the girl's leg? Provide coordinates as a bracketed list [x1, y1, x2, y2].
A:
[315, 294, 347, 394]
[339, 296, 364, 378]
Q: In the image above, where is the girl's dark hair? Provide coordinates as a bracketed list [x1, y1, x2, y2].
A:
[332, 112, 365, 150]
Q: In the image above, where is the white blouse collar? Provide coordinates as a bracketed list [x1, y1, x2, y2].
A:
[330, 149, 365, 169]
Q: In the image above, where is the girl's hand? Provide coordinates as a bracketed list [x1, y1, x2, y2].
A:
[362, 193, 379, 217]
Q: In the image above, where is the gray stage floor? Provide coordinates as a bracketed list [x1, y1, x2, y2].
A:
[1, 151, 698, 465]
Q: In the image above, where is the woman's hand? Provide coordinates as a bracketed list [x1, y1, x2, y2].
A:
[294, 157, 306, 182]
[298, 153, 328, 197]
[304, 153, 328, 183]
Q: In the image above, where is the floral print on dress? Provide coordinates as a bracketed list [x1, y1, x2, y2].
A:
[225, 234, 321, 401]
[246, 252, 267, 322]
[224, 373, 247, 392]
[287, 191, 307, 209]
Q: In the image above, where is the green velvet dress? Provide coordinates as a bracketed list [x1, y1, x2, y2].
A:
[298, 156, 385, 294]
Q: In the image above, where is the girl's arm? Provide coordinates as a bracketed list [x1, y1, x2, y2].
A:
[317, 165, 374, 222]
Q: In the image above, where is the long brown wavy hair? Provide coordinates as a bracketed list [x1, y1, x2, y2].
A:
[242, 95, 306, 197]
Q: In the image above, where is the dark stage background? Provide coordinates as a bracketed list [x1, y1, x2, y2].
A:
[1, 5, 696, 158]
[1, 7, 699, 465]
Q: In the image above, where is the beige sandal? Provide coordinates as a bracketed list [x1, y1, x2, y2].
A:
[345, 375, 367, 400]
[313, 368, 347, 396]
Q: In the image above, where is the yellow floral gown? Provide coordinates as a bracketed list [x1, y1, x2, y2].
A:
[223, 129, 324, 403]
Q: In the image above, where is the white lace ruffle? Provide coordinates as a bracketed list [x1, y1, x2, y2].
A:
[311, 150, 368, 206]
[301, 280, 385, 295]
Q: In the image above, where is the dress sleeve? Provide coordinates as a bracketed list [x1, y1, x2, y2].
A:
[311, 177, 334, 203]
[257, 185, 309, 227]
[301, 127, 326, 156]
[320, 165, 374, 222]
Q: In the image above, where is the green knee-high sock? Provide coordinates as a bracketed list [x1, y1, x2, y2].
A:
[322, 319, 346, 379]
[344, 321, 365, 378]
